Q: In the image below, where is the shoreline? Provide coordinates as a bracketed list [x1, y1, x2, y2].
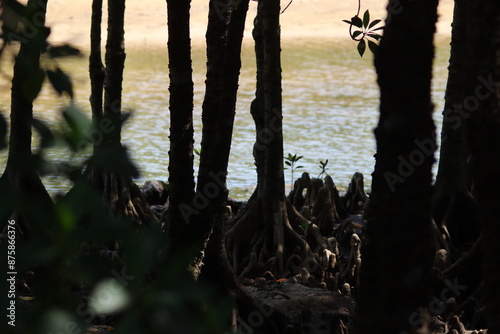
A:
[44, 0, 454, 50]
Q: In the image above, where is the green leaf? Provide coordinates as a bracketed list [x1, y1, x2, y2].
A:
[88, 145, 140, 178]
[368, 40, 379, 54]
[62, 104, 93, 151]
[47, 44, 82, 59]
[342, 20, 352, 25]
[368, 19, 382, 29]
[372, 26, 385, 32]
[296, 166, 304, 169]
[56, 202, 77, 233]
[367, 33, 382, 41]
[285, 161, 292, 166]
[351, 16, 363, 28]
[363, 10, 370, 29]
[22, 68, 45, 102]
[62, 105, 92, 134]
[352, 30, 363, 39]
[357, 39, 366, 57]
[32, 118, 55, 148]
[46, 67, 73, 99]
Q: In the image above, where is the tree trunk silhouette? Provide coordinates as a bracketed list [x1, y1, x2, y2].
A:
[433, 0, 469, 220]
[0, 0, 54, 236]
[164, 0, 196, 270]
[354, 0, 438, 333]
[86, 0, 157, 227]
[465, 0, 500, 331]
[226, 0, 316, 280]
[196, 0, 250, 277]
[89, 0, 105, 127]
[433, 0, 479, 252]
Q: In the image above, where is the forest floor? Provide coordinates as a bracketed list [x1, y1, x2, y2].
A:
[13, 178, 487, 334]
[245, 281, 355, 333]
[244, 282, 484, 334]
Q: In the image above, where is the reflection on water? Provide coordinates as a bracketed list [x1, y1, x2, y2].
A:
[0, 39, 449, 200]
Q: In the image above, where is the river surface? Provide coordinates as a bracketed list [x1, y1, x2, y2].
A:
[0, 38, 450, 200]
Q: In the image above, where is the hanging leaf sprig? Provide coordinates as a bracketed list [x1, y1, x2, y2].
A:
[343, 8, 384, 57]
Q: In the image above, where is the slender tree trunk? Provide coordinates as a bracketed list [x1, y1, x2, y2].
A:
[433, 0, 469, 199]
[86, 0, 157, 227]
[433, 0, 475, 248]
[0, 2, 68, 324]
[1, 0, 53, 234]
[164, 0, 252, 278]
[198, 1, 285, 332]
[163, 2, 284, 331]
[164, 0, 196, 266]
[355, 0, 438, 333]
[198, 0, 250, 272]
[89, 0, 105, 127]
[196, 0, 248, 228]
[261, 0, 286, 275]
[103, 0, 126, 144]
[226, 0, 316, 282]
[465, 0, 500, 331]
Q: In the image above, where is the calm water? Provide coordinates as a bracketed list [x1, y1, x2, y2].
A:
[0, 38, 450, 200]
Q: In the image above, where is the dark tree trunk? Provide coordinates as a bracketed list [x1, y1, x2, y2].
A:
[226, 0, 316, 281]
[433, 0, 474, 243]
[196, 0, 250, 272]
[433, 0, 469, 203]
[261, 0, 286, 276]
[1, 0, 53, 234]
[164, 0, 254, 277]
[0, 1, 68, 321]
[163, 1, 284, 331]
[465, 0, 500, 331]
[89, 0, 105, 127]
[86, 0, 157, 227]
[103, 0, 125, 144]
[196, 0, 250, 231]
[354, 0, 438, 333]
[199, 2, 287, 331]
[164, 0, 196, 269]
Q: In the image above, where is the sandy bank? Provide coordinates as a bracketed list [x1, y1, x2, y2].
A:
[43, 0, 454, 49]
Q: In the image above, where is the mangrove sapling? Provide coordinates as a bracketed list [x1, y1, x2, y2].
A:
[285, 153, 304, 188]
[318, 159, 329, 179]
